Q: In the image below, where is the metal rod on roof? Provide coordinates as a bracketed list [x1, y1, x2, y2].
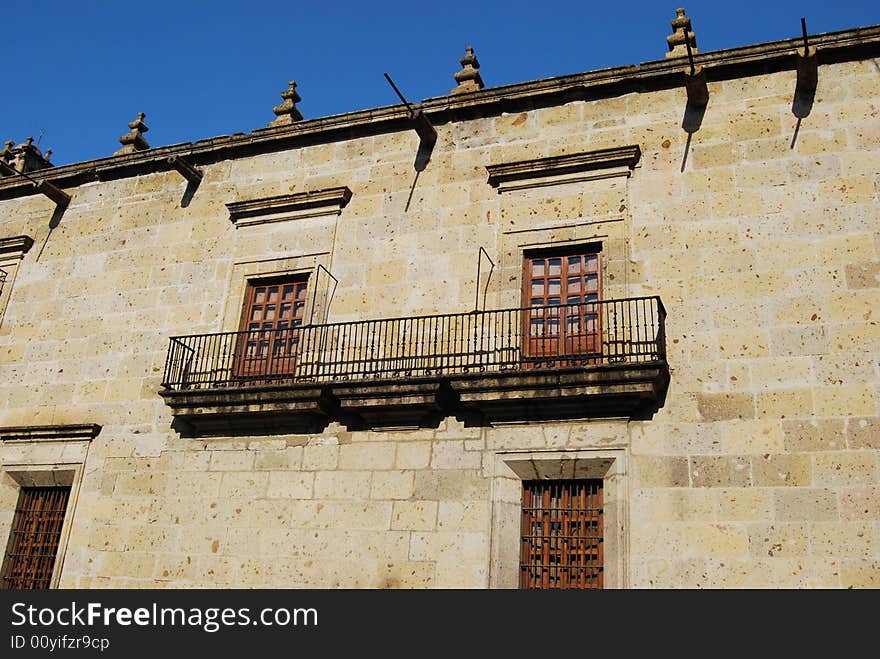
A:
[684, 30, 696, 76]
[383, 73, 416, 118]
[801, 17, 809, 50]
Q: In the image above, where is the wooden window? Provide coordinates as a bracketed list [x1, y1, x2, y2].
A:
[523, 248, 602, 360]
[520, 480, 603, 589]
[2, 486, 71, 590]
[235, 276, 308, 379]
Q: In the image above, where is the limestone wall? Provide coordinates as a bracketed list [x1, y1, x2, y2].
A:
[0, 54, 877, 588]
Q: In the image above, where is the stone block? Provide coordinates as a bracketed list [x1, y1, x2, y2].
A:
[338, 443, 396, 471]
[436, 501, 491, 532]
[697, 393, 755, 421]
[648, 488, 716, 522]
[716, 488, 774, 522]
[412, 471, 490, 501]
[756, 389, 813, 419]
[313, 471, 372, 500]
[430, 441, 482, 470]
[810, 521, 876, 557]
[752, 454, 812, 487]
[370, 471, 415, 500]
[813, 384, 877, 417]
[747, 523, 809, 557]
[847, 418, 880, 449]
[721, 420, 784, 454]
[774, 488, 839, 521]
[845, 261, 880, 289]
[395, 442, 432, 470]
[840, 560, 880, 588]
[782, 419, 847, 452]
[769, 325, 829, 357]
[391, 501, 438, 531]
[302, 445, 339, 471]
[634, 456, 690, 488]
[218, 472, 268, 498]
[813, 452, 877, 487]
[690, 456, 751, 488]
[681, 523, 749, 558]
[209, 450, 255, 471]
[266, 472, 314, 499]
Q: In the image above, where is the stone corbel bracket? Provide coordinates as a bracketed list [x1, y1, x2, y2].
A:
[486, 146, 641, 193]
[167, 155, 203, 186]
[796, 44, 818, 93]
[226, 186, 352, 228]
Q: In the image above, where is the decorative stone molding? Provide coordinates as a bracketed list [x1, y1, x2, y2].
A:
[486, 146, 641, 192]
[0, 424, 102, 442]
[0, 235, 34, 259]
[226, 186, 352, 227]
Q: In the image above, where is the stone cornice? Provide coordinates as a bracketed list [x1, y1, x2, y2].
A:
[0, 235, 34, 258]
[0, 24, 877, 201]
[226, 187, 352, 227]
[0, 424, 102, 442]
[487, 146, 641, 190]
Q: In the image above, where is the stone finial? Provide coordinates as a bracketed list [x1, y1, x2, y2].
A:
[666, 8, 698, 58]
[1, 141, 13, 160]
[114, 112, 150, 155]
[269, 81, 304, 127]
[451, 46, 484, 94]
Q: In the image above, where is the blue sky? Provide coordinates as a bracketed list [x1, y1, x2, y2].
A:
[3, 1, 878, 166]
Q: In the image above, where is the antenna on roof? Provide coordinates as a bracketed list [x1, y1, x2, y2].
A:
[383, 73, 437, 148]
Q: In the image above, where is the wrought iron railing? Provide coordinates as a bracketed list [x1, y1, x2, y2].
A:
[161, 296, 666, 390]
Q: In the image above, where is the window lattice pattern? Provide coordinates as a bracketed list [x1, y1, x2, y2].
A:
[2, 487, 70, 590]
[520, 480, 603, 589]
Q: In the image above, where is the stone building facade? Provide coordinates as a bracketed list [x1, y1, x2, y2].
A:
[0, 14, 878, 588]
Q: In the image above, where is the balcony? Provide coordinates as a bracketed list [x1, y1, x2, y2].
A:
[160, 296, 669, 435]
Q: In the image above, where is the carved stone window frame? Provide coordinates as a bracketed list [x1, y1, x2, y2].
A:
[0, 424, 100, 589]
[489, 447, 629, 589]
[0, 236, 34, 326]
[226, 187, 352, 228]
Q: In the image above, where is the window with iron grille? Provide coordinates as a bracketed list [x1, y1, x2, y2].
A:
[520, 479, 603, 589]
[1, 486, 71, 589]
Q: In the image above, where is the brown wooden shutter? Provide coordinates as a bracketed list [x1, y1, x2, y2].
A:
[235, 276, 309, 379]
[523, 249, 602, 360]
[520, 480, 604, 589]
[2, 486, 71, 590]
